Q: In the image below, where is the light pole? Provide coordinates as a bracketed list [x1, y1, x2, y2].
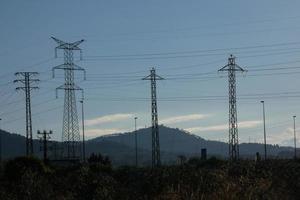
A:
[293, 115, 297, 159]
[134, 117, 138, 167]
[0, 118, 2, 162]
[261, 101, 267, 160]
[80, 99, 86, 162]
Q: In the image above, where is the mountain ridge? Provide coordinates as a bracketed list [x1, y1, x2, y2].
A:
[0, 126, 297, 165]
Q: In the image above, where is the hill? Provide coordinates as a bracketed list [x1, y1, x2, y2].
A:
[0, 126, 298, 165]
[91, 125, 296, 161]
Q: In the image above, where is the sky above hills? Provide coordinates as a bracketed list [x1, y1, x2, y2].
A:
[1, 0, 300, 146]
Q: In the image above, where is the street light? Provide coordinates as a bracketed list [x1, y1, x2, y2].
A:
[134, 117, 138, 167]
[80, 99, 86, 162]
[293, 115, 297, 159]
[0, 118, 2, 162]
[261, 101, 267, 160]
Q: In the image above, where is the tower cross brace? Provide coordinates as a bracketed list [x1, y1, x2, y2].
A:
[143, 68, 164, 167]
[52, 37, 85, 160]
[218, 55, 246, 161]
[14, 72, 39, 156]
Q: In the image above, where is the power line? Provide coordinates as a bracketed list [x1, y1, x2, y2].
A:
[84, 41, 300, 59]
[0, 89, 54, 112]
[59, 63, 300, 82]
[2, 105, 63, 126]
[86, 24, 300, 44]
[83, 15, 300, 39]
[0, 98, 58, 117]
[81, 15, 300, 42]
[0, 58, 54, 80]
[82, 48, 300, 63]
[48, 58, 300, 80]
[86, 94, 300, 102]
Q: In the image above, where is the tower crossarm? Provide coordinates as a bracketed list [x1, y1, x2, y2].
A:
[52, 64, 86, 79]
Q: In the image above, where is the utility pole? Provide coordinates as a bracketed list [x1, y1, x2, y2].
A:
[261, 101, 267, 160]
[14, 72, 39, 156]
[143, 68, 164, 167]
[218, 55, 246, 161]
[293, 115, 297, 159]
[134, 117, 138, 167]
[37, 130, 53, 162]
[52, 37, 85, 160]
[80, 99, 86, 162]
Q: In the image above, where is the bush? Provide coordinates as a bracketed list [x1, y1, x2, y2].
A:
[0, 157, 299, 199]
[2, 156, 54, 200]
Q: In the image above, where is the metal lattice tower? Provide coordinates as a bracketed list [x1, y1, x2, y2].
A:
[218, 55, 246, 161]
[14, 72, 39, 156]
[52, 37, 85, 160]
[143, 68, 164, 167]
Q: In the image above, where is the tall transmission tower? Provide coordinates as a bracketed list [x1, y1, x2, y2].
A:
[218, 55, 246, 161]
[52, 37, 85, 160]
[142, 68, 164, 167]
[14, 72, 39, 156]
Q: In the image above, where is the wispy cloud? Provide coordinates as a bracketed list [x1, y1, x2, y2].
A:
[186, 124, 227, 132]
[239, 120, 262, 128]
[85, 113, 133, 126]
[85, 128, 126, 138]
[160, 114, 209, 125]
[185, 120, 262, 133]
[268, 127, 300, 146]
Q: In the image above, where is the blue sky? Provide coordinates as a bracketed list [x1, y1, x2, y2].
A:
[1, 0, 300, 146]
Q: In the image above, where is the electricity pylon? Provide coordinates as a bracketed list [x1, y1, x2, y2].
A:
[143, 68, 164, 167]
[14, 72, 39, 156]
[52, 37, 85, 160]
[218, 55, 246, 161]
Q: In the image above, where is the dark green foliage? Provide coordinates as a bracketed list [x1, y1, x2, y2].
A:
[1, 156, 54, 200]
[4, 156, 48, 181]
[88, 153, 111, 165]
[188, 156, 226, 169]
[0, 157, 299, 199]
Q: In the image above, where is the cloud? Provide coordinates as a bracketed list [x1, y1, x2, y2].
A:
[160, 114, 209, 125]
[85, 113, 133, 126]
[185, 120, 262, 133]
[85, 128, 126, 138]
[185, 124, 227, 132]
[268, 127, 300, 146]
[239, 120, 262, 128]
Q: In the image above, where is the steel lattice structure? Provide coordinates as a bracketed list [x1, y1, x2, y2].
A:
[218, 55, 246, 161]
[52, 37, 85, 159]
[14, 72, 39, 156]
[143, 68, 164, 167]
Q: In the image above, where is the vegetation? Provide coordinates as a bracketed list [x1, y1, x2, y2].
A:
[0, 156, 299, 200]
